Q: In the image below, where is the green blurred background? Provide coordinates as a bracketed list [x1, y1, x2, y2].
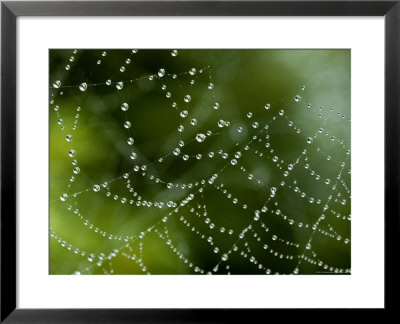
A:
[50, 49, 350, 275]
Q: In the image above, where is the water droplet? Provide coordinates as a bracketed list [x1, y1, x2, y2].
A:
[66, 134, 72, 142]
[60, 193, 68, 202]
[171, 50, 178, 57]
[190, 118, 197, 126]
[306, 243, 311, 250]
[180, 110, 188, 118]
[196, 133, 206, 142]
[124, 121, 132, 129]
[189, 68, 196, 75]
[264, 103, 271, 110]
[73, 167, 80, 174]
[184, 95, 191, 103]
[272, 235, 277, 241]
[97, 60, 101, 65]
[53, 80, 61, 88]
[121, 103, 129, 111]
[173, 148, 181, 156]
[218, 120, 225, 128]
[214, 102, 220, 110]
[106, 79, 112, 85]
[230, 159, 237, 165]
[237, 126, 243, 133]
[178, 125, 184, 132]
[294, 95, 301, 102]
[68, 149, 76, 157]
[88, 253, 95, 262]
[279, 109, 284, 116]
[65, 65, 70, 70]
[208, 83, 214, 90]
[93, 184, 100, 192]
[116, 82, 124, 90]
[130, 152, 137, 160]
[213, 247, 219, 254]
[306, 137, 313, 144]
[127, 137, 134, 145]
[221, 254, 229, 261]
[79, 83, 87, 91]
[247, 112, 253, 118]
[158, 68, 165, 78]
[252, 122, 259, 128]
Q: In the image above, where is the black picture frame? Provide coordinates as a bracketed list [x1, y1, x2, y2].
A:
[1, 0, 398, 322]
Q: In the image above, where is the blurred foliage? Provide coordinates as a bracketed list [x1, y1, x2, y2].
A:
[50, 49, 350, 275]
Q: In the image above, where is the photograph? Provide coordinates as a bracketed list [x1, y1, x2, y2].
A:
[49, 49, 351, 275]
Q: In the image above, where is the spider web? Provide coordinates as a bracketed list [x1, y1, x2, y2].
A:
[49, 49, 351, 275]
